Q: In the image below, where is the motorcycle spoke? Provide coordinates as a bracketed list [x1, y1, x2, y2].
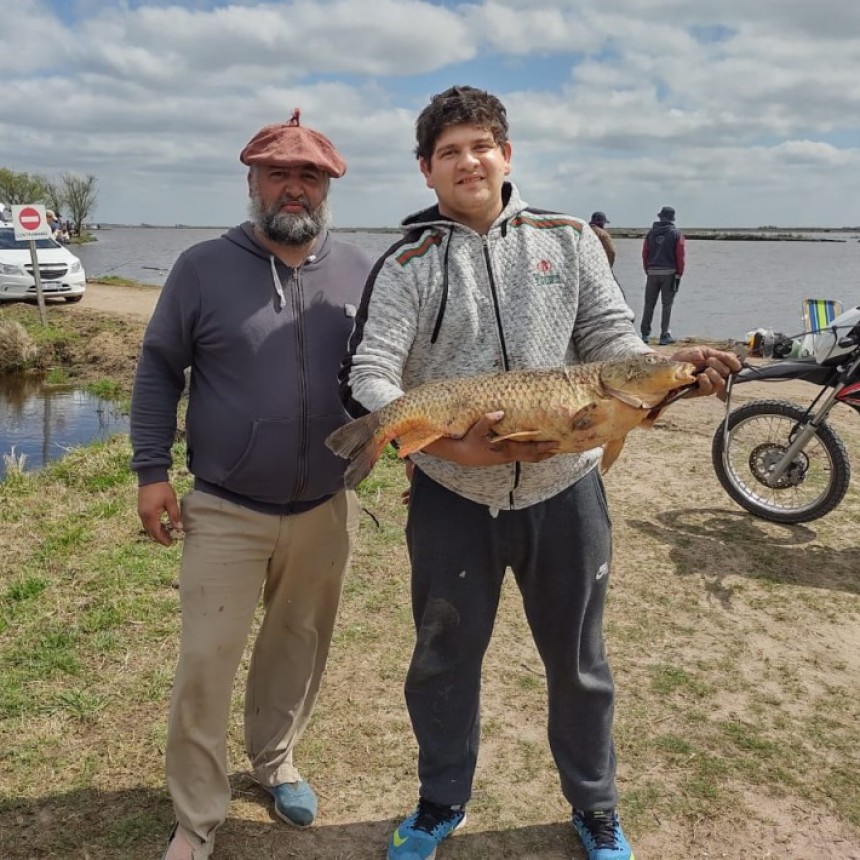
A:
[724, 413, 833, 515]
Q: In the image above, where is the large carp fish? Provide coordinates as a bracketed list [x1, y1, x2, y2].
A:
[327, 353, 698, 489]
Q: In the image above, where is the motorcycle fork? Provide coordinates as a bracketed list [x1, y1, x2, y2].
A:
[765, 386, 842, 484]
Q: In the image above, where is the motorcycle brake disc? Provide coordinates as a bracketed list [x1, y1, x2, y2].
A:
[748, 443, 809, 489]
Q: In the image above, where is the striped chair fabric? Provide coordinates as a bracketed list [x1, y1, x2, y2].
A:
[802, 298, 843, 333]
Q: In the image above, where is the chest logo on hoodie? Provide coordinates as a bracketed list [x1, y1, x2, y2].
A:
[533, 258, 562, 287]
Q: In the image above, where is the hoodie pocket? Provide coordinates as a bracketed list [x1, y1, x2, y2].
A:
[220, 417, 303, 504]
[220, 413, 354, 504]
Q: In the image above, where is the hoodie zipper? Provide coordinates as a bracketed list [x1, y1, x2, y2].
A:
[481, 234, 520, 504]
[288, 265, 310, 499]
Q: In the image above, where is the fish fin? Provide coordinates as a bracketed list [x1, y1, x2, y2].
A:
[640, 406, 667, 428]
[604, 387, 664, 409]
[325, 414, 386, 489]
[490, 430, 545, 444]
[600, 436, 627, 473]
[396, 428, 445, 457]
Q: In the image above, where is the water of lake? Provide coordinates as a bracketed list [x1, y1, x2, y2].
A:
[4, 222, 860, 478]
[0, 375, 129, 480]
[75, 224, 860, 339]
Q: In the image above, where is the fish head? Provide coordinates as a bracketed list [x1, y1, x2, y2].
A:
[600, 353, 698, 403]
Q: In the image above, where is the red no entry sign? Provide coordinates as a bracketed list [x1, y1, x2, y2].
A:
[18, 207, 42, 230]
[11, 203, 52, 240]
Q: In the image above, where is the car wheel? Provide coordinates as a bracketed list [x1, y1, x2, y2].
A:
[64, 295, 83, 303]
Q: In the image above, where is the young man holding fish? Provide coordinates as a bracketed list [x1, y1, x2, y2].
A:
[340, 86, 739, 860]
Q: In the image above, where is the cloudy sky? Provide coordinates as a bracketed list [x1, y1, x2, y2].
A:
[4, 0, 860, 228]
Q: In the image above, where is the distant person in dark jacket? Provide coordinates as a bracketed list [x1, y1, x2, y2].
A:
[130, 110, 372, 860]
[641, 205, 685, 345]
[588, 211, 615, 267]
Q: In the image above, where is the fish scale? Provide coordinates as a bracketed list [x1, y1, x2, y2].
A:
[328, 354, 697, 489]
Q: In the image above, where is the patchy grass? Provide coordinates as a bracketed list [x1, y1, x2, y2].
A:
[91, 275, 160, 288]
[0, 308, 858, 859]
[0, 303, 145, 389]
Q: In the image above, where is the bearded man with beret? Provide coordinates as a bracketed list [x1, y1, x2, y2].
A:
[130, 110, 372, 860]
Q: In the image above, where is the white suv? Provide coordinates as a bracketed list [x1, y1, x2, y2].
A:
[0, 226, 87, 303]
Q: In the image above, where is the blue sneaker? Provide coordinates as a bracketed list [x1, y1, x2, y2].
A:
[572, 808, 634, 860]
[388, 799, 466, 860]
[659, 333, 676, 345]
[267, 780, 317, 827]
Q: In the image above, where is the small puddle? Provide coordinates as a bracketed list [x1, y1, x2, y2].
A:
[0, 374, 129, 481]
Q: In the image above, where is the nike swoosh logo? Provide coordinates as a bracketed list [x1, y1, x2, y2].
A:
[392, 829, 407, 847]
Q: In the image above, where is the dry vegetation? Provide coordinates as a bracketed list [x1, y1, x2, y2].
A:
[0, 301, 858, 859]
[0, 320, 37, 371]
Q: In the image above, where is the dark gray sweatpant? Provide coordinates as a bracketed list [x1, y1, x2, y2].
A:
[404, 467, 618, 811]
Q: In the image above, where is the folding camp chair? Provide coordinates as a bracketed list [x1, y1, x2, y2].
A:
[802, 298, 843, 333]
[795, 298, 843, 359]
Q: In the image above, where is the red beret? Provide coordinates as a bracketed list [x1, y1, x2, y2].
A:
[240, 108, 347, 178]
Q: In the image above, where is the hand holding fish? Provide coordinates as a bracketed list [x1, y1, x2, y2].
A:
[328, 354, 698, 489]
[668, 346, 742, 400]
[421, 411, 561, 466]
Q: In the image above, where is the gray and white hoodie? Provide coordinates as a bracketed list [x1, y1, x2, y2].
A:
[340, 183, 650, 511]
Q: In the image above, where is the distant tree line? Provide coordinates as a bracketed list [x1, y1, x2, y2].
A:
[0, 168, 99, 238]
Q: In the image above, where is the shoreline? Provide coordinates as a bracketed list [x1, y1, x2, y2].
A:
[79, 280, 742, 351]
[82, 224, 860, 242]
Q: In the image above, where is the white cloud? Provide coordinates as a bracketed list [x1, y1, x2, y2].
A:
[2, 0, 859, 227]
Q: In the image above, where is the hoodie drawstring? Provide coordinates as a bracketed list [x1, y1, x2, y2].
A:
[270, 255, 287, 309]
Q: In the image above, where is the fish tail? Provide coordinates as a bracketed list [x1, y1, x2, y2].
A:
[325, 414, 387, 489]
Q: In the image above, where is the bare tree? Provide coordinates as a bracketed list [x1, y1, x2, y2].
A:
[37, 175, 67, 218]
[0, 168, 48, 205]
[61, 172, 98, 236]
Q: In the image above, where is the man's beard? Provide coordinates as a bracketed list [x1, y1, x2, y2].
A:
[249, 193, 331, 246]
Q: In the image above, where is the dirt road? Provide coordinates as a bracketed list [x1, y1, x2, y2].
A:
[82, 280, 160, 320]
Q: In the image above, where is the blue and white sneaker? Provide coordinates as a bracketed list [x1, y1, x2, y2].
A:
[387, 799, 466, 860]
[572, 808, 634, 860]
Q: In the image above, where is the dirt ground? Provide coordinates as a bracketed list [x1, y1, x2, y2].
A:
[10, 281, 859, 859]
[82, 279, 161, 321]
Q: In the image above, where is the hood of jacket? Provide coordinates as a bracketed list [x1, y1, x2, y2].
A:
[221, 221, 334, 309]
[399, 182, 525, 234]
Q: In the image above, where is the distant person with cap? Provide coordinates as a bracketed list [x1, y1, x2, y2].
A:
[641, 205, 685, 345]
[130, 109, 372, 860]
[588, 211, 615, 267]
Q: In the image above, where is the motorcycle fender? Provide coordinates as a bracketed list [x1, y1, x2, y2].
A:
[733, 359, 835, 386]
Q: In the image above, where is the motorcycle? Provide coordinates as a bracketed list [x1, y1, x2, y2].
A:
[711, 304, 860, 524]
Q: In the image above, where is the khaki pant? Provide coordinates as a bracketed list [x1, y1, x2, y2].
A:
[166, 489, 359, 858]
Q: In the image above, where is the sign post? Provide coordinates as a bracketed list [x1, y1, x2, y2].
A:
[11, 204, 52, 325]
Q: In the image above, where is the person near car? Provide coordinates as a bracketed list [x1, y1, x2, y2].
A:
[641, 205, 685, 345]
[588, 210, 616, 267]
[340, 85, 740, 860]
[130, 109, 372, 860]
[47, 210, 64, 242]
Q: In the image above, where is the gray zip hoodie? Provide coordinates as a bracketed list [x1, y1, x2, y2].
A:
[341, 183, 650, 511]
[131, 223, 372, 513]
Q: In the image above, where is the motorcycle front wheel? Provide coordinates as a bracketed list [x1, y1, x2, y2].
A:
[711, 399, 851, 524]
